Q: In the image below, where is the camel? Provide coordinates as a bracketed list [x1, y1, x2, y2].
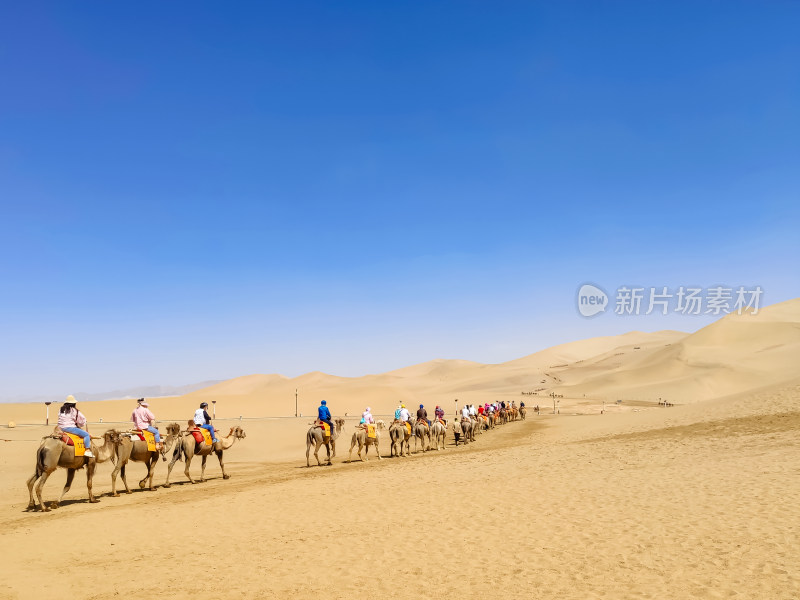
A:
[389, 420, 412, 457]
[306, 417, 345, 467]
[110, 423, 181, 495]
[26, 429, 120, 512]
[413, 419, 431, 453]
[430, 419, 447, 450]
[520, 406, 527, 420]
[347, 421, 385, 462]
[164, 424, 246, 486]
[471, 415, 484, 435]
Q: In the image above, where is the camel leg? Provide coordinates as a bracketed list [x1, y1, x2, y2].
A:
[33, 470, 55, 512]
[325, 442, 332, 465]
[347, 440, 356, 463]
[121, 463, 132, 494]
[184, 454, 196, 484]
[26, 471, 39, 510]
[52, 468, 76, 509]
[375, 441, 382, 460]
[164, 451, 181, 488]
[306, 440, 312, 468]
[314, 441, 324, 466]
[86, 461, 99, 503]
[217, 449, 230, 479]
[200, 455, 207, 482]
[111, 459, 128, 496]
[331, 440, 336, 458]
[142, 455, 158, 490]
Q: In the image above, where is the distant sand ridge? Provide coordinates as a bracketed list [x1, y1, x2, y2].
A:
[1, 298, 798, 425]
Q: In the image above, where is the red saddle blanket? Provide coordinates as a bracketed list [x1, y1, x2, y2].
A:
[191, 428, 218, 444]
[60, 433, 75, 446]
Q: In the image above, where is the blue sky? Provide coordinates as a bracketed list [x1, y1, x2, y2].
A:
[1, 2, 798, 398]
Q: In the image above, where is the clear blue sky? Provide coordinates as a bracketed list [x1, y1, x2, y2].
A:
[1, 2, 798, 399]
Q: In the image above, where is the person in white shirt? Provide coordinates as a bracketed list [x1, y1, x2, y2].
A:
[399, 404, 411, 423]
[461, 406, 470, 421]
[193, 402, 218, 443]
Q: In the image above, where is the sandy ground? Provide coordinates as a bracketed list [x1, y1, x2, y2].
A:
[1, 300, 798, 599]
[1, 380, 798, 600]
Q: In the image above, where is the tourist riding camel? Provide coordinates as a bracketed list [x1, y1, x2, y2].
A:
[57, 396, 93, 458]
[361, 406, 374, 426]
[399, 403, 411, 424]
[434, 405, 445, 425]
[193, 402, 218, 443]
[417, 404, 429, 427]
[318, 400, 334, 434]
[131, 398, 163, 451]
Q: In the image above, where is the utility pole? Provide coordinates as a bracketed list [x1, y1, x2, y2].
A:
[45, 401, 52, 426]
[212, 400, 217, 419]
[295, 389, 298, 418]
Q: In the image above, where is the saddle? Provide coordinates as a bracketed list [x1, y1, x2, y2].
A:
[190, 428, 216, 446]
[366, 424, 377, 439]
[130, 429, 158, 451]
[403, 422, 412, 435]
[59, 433, 86, 456]
[316, 421, 332, 438]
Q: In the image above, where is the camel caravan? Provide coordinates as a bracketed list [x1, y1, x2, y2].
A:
[306, 399, 528, 466]
[26, 398, 246, 512]
[26, 395, 527, 511]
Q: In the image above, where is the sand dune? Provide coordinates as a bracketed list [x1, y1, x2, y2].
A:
[1, 299, 798, 599]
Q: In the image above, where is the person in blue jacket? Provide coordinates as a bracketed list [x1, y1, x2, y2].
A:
[318, 400, 334, 437]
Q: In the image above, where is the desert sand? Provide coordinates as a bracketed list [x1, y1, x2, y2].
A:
[0, 299, 798, 599]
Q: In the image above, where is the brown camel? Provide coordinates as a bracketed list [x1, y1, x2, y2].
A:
[347, 421, 385, 462]
[306, 417, 345, 467]
[110, 423, 181, 495]
[164, 424, 246, 486]
[520, 406, 527, 420]
[430, 419, 447, 450]
[26, 429, 120, 512]
[389, 420, 412, 457]
[471, 415, 484, 435]
[413, 419, 431, 453]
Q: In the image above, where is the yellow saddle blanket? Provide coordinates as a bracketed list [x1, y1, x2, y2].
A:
[321, 422, 331, 438]
[142, 430, 157, 452]
[403, 422, 412, 435]
[200, 428, 213, 446]
[366, 424, 376, 439]
[65, 433, 85, 457]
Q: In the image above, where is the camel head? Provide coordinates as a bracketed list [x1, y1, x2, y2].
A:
[375, 419, 387, 430]
[230, 426, 246, 440]
[334, 418, 345, 433]
[165, 423, 181, 437]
